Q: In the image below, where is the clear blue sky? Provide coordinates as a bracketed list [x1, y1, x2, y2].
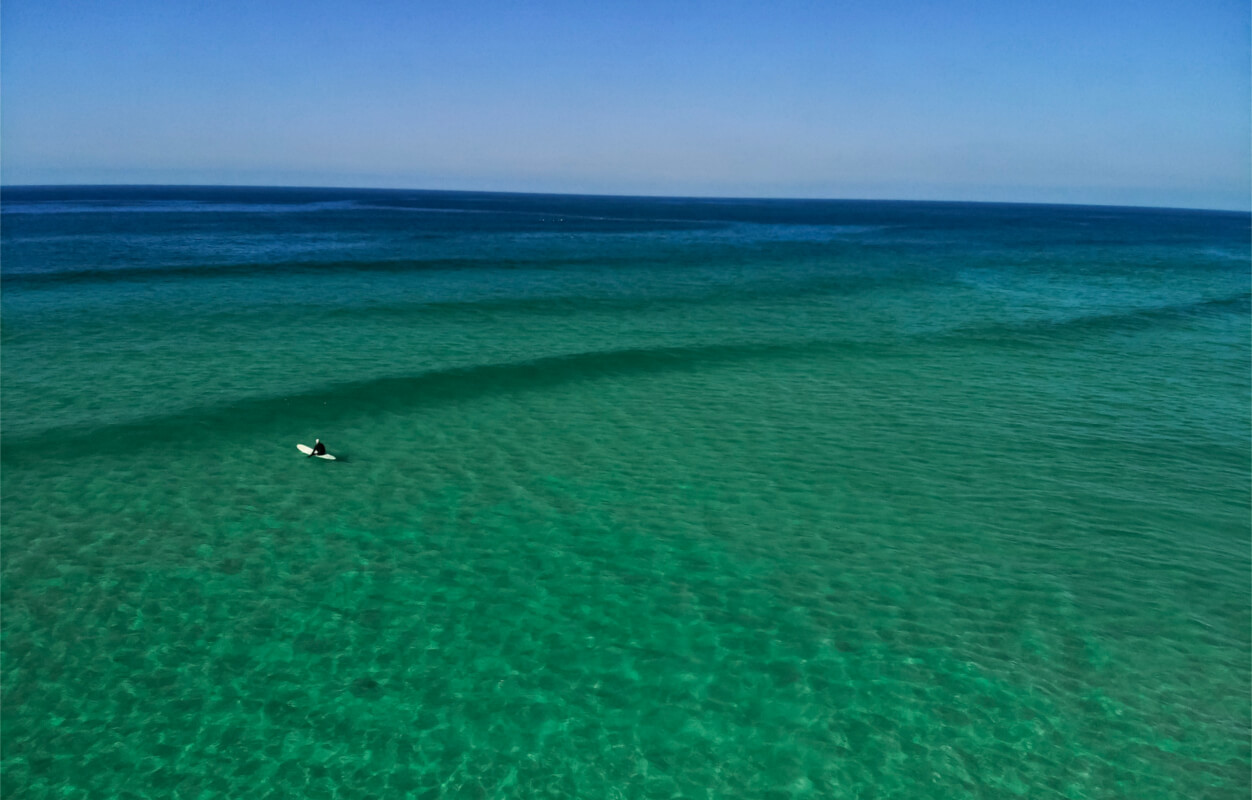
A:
[3, 0, 1248, 209]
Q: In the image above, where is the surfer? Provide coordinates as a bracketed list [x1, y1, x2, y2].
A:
[308, 439, 327, 457]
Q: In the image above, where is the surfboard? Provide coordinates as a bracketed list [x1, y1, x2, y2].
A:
[297, 443, 336, 460]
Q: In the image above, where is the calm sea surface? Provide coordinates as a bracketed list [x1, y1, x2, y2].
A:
[2, 186, 1249, 798]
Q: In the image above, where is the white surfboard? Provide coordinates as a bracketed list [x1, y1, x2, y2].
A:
[297, 443, 336, 460]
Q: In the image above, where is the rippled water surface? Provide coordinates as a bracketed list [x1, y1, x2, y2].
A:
[3, 187, 1249, 798]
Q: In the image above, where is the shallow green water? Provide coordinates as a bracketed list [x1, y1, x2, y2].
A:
[2, 188, 1249, 797]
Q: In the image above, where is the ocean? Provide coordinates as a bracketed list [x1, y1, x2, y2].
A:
[2, 186, 1248, 798]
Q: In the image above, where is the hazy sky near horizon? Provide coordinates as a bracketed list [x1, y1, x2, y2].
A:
[3, 0, 1249, 209]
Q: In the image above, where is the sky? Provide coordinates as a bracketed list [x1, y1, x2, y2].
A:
[2, 0, 1249, 210]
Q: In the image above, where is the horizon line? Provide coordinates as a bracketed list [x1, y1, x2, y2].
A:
[1, 182, 1247, 216]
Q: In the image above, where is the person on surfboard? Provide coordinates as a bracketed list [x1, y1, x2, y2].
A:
[308, 439, 327, 457]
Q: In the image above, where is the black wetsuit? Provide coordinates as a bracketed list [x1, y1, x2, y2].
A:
[311, 442, 327, 456]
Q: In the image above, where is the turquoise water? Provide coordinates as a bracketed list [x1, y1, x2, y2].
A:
[2, 187, 1249, 798]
